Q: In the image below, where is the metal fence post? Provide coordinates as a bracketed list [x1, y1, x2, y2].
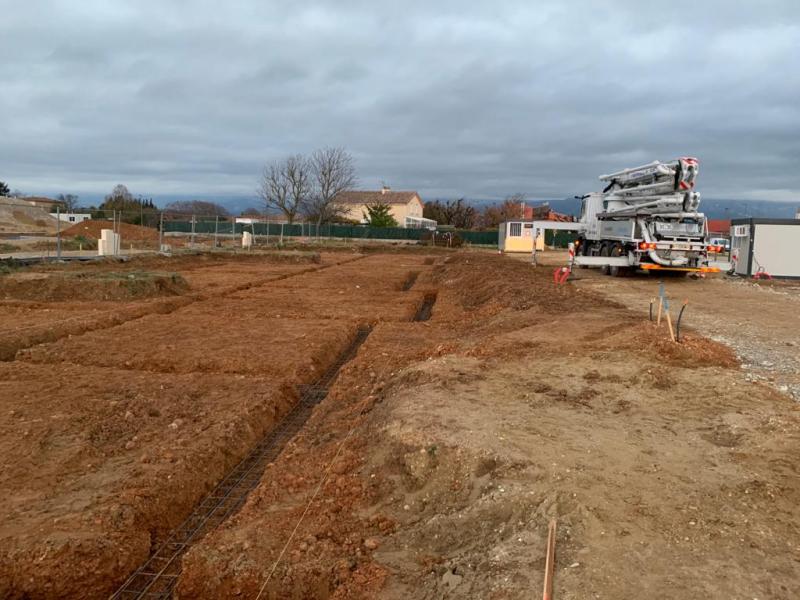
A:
[280, 223, 284, 245]
[191, 214, 196, 245]
[112, 209, 118, 255]
[159, 211, 164, 251]
[214, 215, 219, 248]
[56, 206, 61, 259]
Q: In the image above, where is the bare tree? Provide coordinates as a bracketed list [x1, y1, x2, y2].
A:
[107, 184, 133, 203]
[305, 147, 357, 225]
[56, 193, 79, 213]
[423, 198, 477, 229]
[258, 157, 302, 223]
[165, 200, 229, 217]
[285, 154, 313, 221]
[258, 162, 288, 221]
[479, 193, 525, 228]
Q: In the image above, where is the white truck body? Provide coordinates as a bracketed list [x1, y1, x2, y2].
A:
[570, 158, 720, 275]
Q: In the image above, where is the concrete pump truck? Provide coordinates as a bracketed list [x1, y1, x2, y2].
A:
[562, 157, 721, 275]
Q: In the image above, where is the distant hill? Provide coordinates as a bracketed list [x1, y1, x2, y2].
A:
[58, 192, 800, 221]
[469, 197, 798, 220]
[692, 199, 798, 220]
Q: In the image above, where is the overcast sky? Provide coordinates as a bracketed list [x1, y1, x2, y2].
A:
[1, 0, 798, 204]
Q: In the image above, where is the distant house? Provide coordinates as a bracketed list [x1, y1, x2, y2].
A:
[707, 219, 731, 235]
[522, 202, 574, 222]
[56, 213, 91, 224]
[335, 187, 433, 228]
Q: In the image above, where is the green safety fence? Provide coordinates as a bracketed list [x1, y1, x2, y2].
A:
[460, 230, 499, 245]
[162, 221, 500, 246]
[544, 229, 581, 248]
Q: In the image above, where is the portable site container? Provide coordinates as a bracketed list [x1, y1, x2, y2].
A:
[498, 220, 545, 253]
[730, 218, 800, 279]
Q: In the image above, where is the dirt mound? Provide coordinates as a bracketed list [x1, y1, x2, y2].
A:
[0, 362, 301, 599]
[576, 319, 740, 369]
[636, 325, 740, 369]
[0, 200, 59, 234]
[427, 253, 616, 320]
[36, 249, 324, 275]
[0, 271, 189, 302]
[61, 219, 159, 242]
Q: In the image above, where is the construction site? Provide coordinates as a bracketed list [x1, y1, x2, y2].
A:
[4, 0, 800, 593]
[0, 238, 799, 599]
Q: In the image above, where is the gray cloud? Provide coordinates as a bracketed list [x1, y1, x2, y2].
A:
[1, 0, 798, 203]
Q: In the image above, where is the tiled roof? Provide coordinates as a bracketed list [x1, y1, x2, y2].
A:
[707, 219, 731, 233]
[336, 190, 420, 205]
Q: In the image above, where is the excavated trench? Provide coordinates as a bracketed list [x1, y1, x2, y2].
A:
[414, 293, 437, 322]
[402, 268, 437, 322]
[400, 271, 419, 291]
[112, 326, 373, 599]
[113, 263, 439, 599]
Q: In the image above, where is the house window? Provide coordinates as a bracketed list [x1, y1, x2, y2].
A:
[69, 216, 76, 222]
[732, 225, 748, 237]
[509, 222, 522, 236]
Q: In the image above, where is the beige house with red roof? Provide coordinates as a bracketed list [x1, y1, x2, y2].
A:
[335, 187, 429, 228]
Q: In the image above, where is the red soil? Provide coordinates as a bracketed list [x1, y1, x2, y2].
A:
[61, 220, 159, 242]
[0, 251, 435, 599]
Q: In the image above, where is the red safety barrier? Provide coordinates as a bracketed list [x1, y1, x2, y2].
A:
[553, 267, 570, 284]
[753, 268, 772, 280]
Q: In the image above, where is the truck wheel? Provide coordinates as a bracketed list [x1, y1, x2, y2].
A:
[599, 244, 611, 275]
[577, 237, 589, 268]
[609, 244, 628, 277]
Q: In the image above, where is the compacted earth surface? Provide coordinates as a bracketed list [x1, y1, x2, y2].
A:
[2, 248, 799, 599]
[571, 264, 800, 401]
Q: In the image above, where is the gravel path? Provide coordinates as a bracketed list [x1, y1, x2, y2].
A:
[571, 269, 800, 399]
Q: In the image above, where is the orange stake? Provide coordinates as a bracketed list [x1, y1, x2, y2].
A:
[666, 310, 676, 343]
[543, 518, 557, 600]
[656, 296, 663, 327]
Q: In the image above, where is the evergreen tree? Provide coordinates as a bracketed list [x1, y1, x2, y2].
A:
[363, 201, 398, 227]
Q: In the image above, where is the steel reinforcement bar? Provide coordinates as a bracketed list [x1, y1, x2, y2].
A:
[111, 325, 372, 599]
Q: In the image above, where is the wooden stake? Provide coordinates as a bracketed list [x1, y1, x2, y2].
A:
[656, 297, 663, 327]
[665, 310, 676, 343]
[543, 518, 557, 600]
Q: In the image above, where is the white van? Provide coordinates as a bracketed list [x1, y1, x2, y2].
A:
[708, 237, 731, 252]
